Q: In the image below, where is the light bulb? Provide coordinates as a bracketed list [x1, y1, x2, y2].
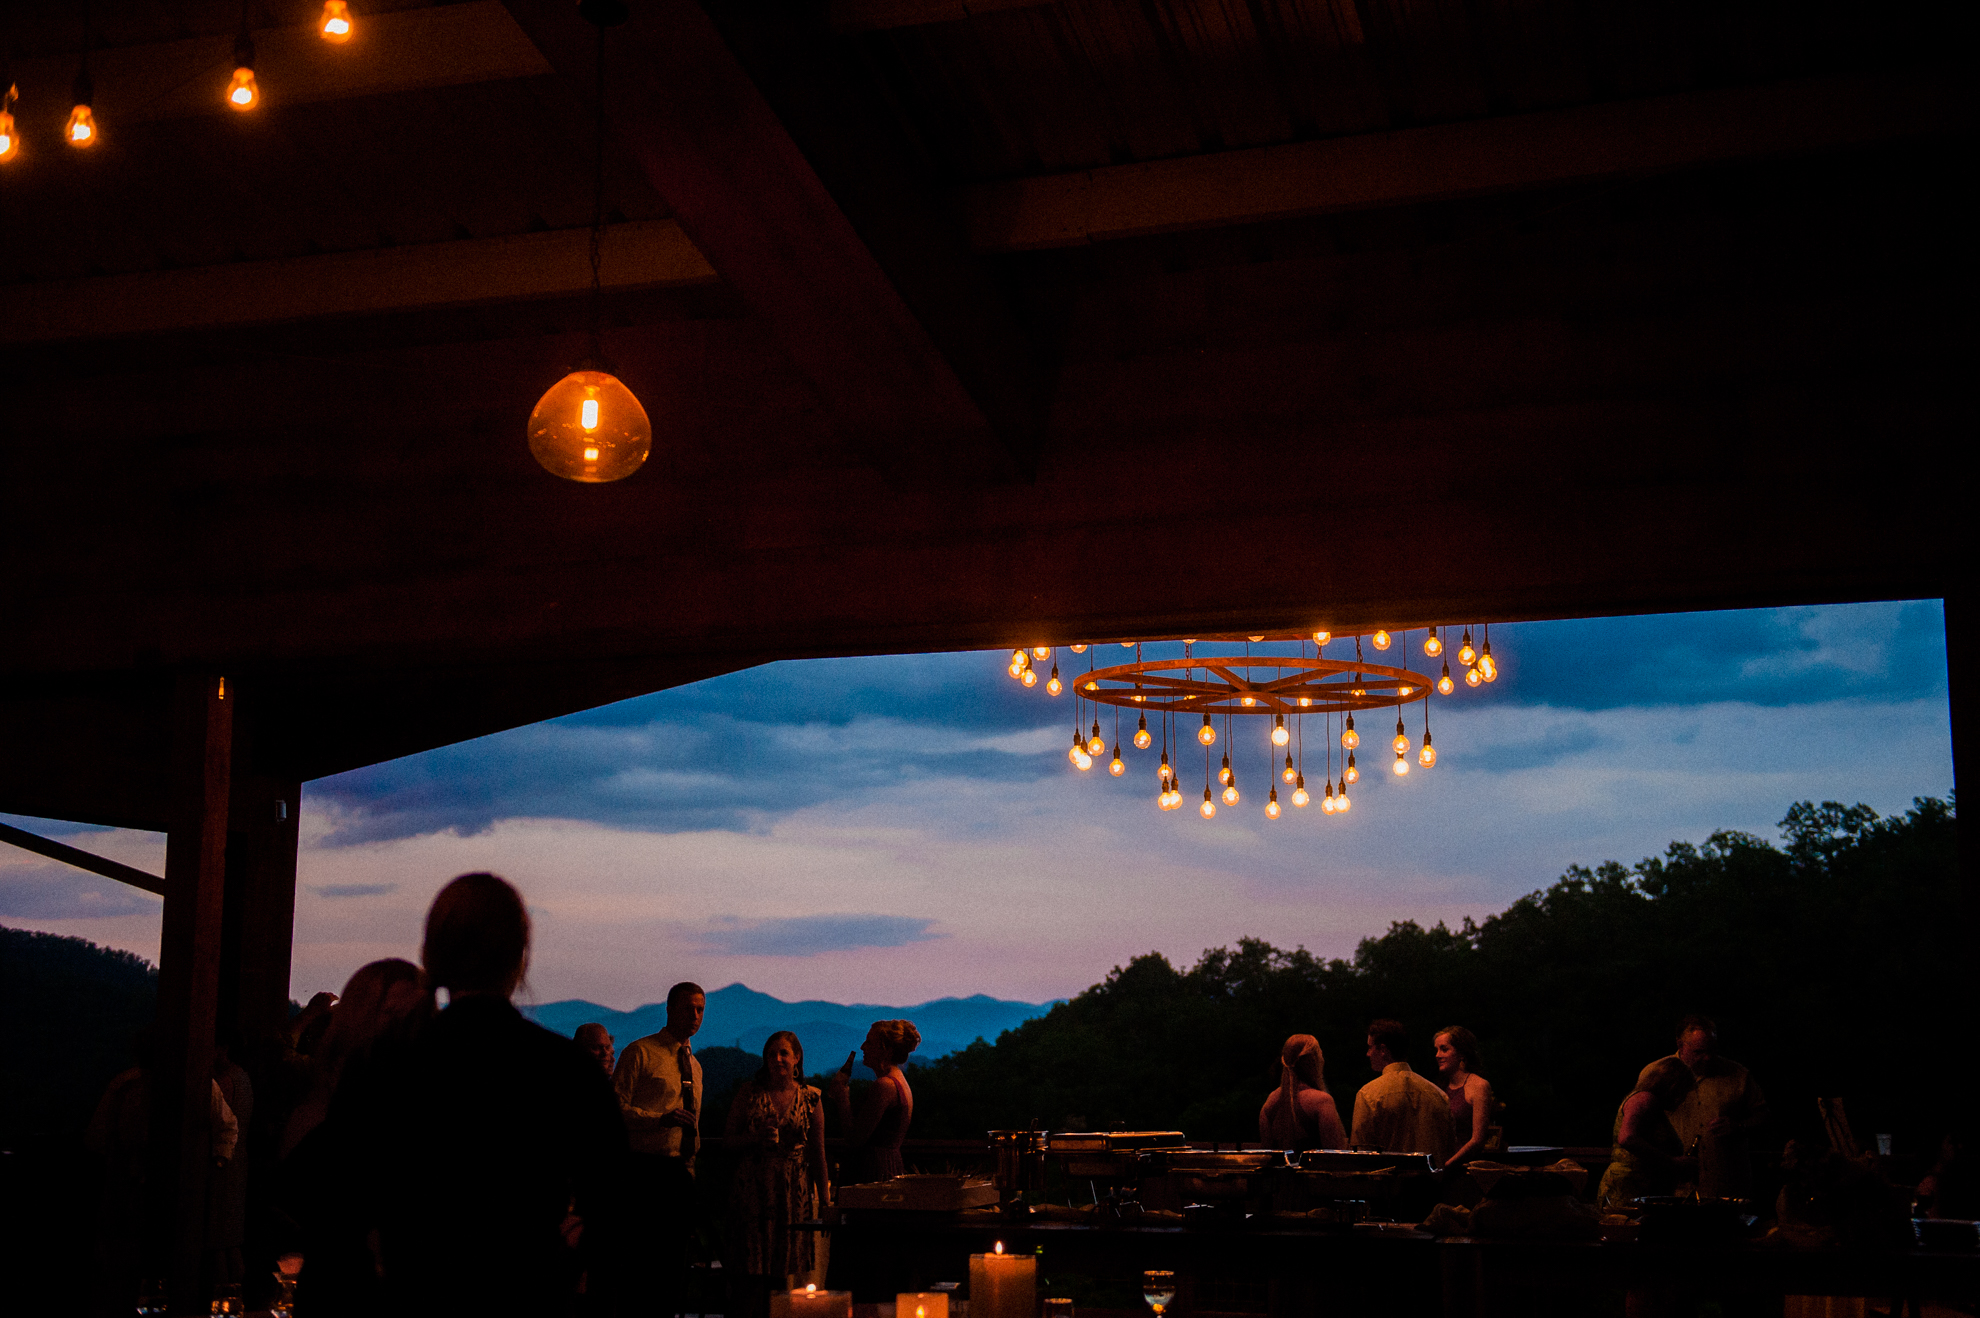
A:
[66, 104, 97, 146]
[1158, 750, 1172, 781]
[1399, 685, 1413, 698]
[0, 113, 17, 163]
[1372, 630, 1391, 650]
[1240, 695, 1257, 707]
[1479, 653, 1498, 682]
[1466, 666, 1483, 687]
[1341, 715, 1359, 750]
[1393, 717, 1409, 756]
[1266, 789, 1281, 819]
[1122, 641, 1134, 648]
[1088, 722, 1105, 756]
[1336, 781, 1351, 812]
[1223, 781, 1240, 806]
[319, 1, 355, 41]
[1033, 646, 1052, 661]
[226, 67, 258, 110]
[1069, 737, 1084, 766]
[1299, 696, 1312, 707]
[1110, 751, 1125, 777]
[1218, 759, 1232, 787]
[1045, 666, 1062, 696]
[1438, 663, 1455, 696]
[528, 370, 651, 482]
[1282, 753, 1296, 784]
[1075, 749, 1093, 771]
[1133, 716, 1151, 749]
[1011, 649, 1028, 667]
[1345, 752, 1359, 784]
[1321, 783, 1336, 813]
[1021, 667, 1038, 688]
[1200, 789, 1216, 819]
[1419, 734, 1436, 767]
[1458, 630, 1476, 666]
[1312, 631, 1331, 645]
[1198, 715, 1216, 746]
[1425, 631, 1443, 657]
[1292, 776, 1310, 808]
[1070, 644, 1087, 653]
[1272, 714, 1290, 746]
[1393, 752, 1410, 776]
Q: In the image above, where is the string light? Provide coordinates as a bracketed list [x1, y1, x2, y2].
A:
[1200, 787, 1216, 819]
[1393, 714, 1410, 756]
[1088, 720, 1105, 756]
[1438, 662, 1455, 696]
[1322, 780, 1336, 813]
[1425, 628, 1444, 657]
[1133, 714, 1151, 749]
[1372, 630, 1391, 650]
[1282, 753, 1296, 784]
[1109, 745, 1125, 777]
[226, 28, 259, 111]
[1218, 753, 1232, 786]
[319, 1, 355, 42]
[1345, 752, 1359, 784]
[1272, 713, 1290, 746]
[1312, 630, 1330, 645]
[1266, 787, 1281, 819]
[1046, 665, 1063, 696]
[1070, 644, 1088, 654]
[1336, 779, 1351, 812]
[1392, 750, 1410, 776]
[1068, 732, 1086, 767]
[1222, 779, 1240, 807]
[1419, 731, 1436, 767]
[1020, 666, 1038, 688]
[1292, 774, 1309, 808]
[1341, 715, 1359, 750]
[1032, 646, 1052, 661]
[1198, 714, 1217, 746]
[1458, 629, 1477, 666]
[1466, 665, 1483, 687]
[67, 70, 96, 148]
[1, 85, 21, 162]
[1478, 626, 1498, 681]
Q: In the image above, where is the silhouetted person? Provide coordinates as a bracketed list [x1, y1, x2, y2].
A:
[576, 1024, 617, 1078]
[1258, 1034, 1346, 1150]
[612, 983, 705, 1318]
[724, 1031, 829, 1315]
[208, 1037, 255, 1287]
[1666, 1014, 1767, 1200]
[1350, 1019, 1453, 1160]
[1596, 1057, 1699, 1208]
[324, 873, 627, 1316]
[825, 1020, 919, 1183]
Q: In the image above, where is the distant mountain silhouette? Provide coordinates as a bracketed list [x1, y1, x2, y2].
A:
[522, 983, 1058, 1066]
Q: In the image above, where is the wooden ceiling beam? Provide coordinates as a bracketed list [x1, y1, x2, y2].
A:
[503, 0, 1016, 482]
[2, 2, 549, 130]
[0, 220, 715, 344]
[827, 0, 1056, 33]
[965, 73, 1965, 251]
[0, 819, 165, 896]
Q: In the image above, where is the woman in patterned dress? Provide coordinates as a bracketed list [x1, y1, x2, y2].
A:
[726, 1031, 829, 1313]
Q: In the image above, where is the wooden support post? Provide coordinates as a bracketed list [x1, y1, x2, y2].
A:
[225, 775, 303, 1051]
[154, 673, 233, 1311]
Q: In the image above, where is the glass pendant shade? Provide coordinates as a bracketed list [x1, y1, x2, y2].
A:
[67, 104, 97, 145]
[227, 67, 258, 109]
[528, 370, 651, 482]
[320, 1, 355, 41]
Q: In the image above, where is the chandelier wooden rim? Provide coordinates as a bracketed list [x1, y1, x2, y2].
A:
[1071, 656, 1432, 715]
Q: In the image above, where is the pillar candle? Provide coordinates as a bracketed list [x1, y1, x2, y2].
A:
[969, 1248, 1037, 1318]
[898, 1293, 952, 1318]
[771, 1288, 853, 1318]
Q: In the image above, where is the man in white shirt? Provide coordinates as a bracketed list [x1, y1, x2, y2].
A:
[610, 983, 704, 1317]
[1351, 1018, 1455, 1162]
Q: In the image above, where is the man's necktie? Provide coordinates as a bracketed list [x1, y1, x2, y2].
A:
[677, 1043, 698, 1159]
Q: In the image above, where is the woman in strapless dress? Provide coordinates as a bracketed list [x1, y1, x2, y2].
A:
[825, 1019, 919, 1183]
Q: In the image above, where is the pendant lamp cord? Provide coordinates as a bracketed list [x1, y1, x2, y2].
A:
[588, 19, 606, 362]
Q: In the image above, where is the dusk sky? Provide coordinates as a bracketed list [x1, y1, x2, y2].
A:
[1, 600, 1953, 1011]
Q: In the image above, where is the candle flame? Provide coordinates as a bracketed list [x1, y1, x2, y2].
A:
[806, 1285, 818, 1294]
[994, 1241, 1004, 1254]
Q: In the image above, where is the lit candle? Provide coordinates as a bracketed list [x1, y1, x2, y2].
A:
[969, 1244, 1037, 1318]
[898, 1293, 951, 1318]
[771, 1285, 853, 1318]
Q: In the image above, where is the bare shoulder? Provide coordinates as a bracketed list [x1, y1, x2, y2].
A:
[1465, 1074, 1493, 1101]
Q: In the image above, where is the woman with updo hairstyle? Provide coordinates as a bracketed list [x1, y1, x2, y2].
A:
[825, 1019, 920, 1183]
[1258, 1034, 1347, 1150]
[317, 873, 628, 1315]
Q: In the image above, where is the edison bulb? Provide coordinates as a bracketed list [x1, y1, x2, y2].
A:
[1393, 753, 1410, 776]
[1045, 667, 1063, 696]
[1068, 739, 1084, 766]
[1479, 653, 1498, 682]
[1272, 714, 1290, 746]
[1299, 696, 1312, 707]
[0, 111, 18, 162]
[1070, 644, 1087, 654]
[1021, 667, 1038, 688]
[1240, 695, 1257, 708]
[1438, 663, 1455, 696]
[1158, 752, 1172, 781]
[1109, 748, 1126, 776]
[319, 0, 355, 41]
[1033, 646, 1052, 661]
[66, 104, 97, 146]
[1200, 789, 1217, 819]
[1218, 754, 1232, 786]
[1122, 641, 1135, 648]
[1372, 630, 1391, 650]
[528, 370, 651, 481]
[1312, 630, 1331, 645]
[1345, 753, 1359, 784]
[1222, 782, 1240, 806]
[1321, 784, 1336, 813]
[1393, 719, 1409, 756]
[1425, 631, 1443, 657]
[1008, 663, 1023, 680]
[1282, 754, 1296, 784]
[1265, 790, 1281, 819]
[1198, 715, 1217, 746]
[1458, 631, 1476, 666]
[1336, 784, 1351, 812]
[1341, 716, 1359, 750]
[226, 67, 258, 110]
[1466, 666, 1483, 687]
[1292, 777, 1310, 808]
[1419, 736, 1437, 767]
[1088, 723, 1105, 756]
[1133, 717, 1152, 750]
[1075, 749, 1093, 771]
[1011, 649, 1027, 667]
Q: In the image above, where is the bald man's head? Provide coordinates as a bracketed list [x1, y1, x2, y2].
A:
[575, 1023, 616, 1076]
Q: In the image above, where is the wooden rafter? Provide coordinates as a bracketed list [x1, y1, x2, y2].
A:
[0, 819, 164, 896]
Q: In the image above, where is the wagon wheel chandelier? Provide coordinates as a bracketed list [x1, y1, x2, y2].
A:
[1002, 626, 1500, 820]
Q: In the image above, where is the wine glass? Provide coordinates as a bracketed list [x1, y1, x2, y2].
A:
[1141, 1271, 1176, 1318]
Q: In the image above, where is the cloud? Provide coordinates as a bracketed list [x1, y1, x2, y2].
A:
[688, 914, 947, 957]
[310, 883, 398, 898]
[0, 865, 162, 919]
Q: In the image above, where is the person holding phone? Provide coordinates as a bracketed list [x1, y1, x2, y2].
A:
[824, 1020, 919, 1183]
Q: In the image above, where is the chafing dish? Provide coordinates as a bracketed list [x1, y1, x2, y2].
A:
[1297, 1149, 1438, 1176]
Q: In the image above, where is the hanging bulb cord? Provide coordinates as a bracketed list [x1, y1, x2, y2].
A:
[75, 1, 94, 108]
[587, 19, 607, 365]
